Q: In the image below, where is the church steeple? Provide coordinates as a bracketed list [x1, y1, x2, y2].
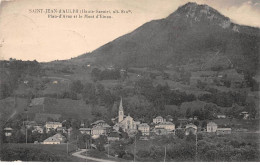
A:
[118, 97, 124, 123]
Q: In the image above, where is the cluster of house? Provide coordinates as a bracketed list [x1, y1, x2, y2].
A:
[3, 98, 233, 144]
[78, 98, 232, 142]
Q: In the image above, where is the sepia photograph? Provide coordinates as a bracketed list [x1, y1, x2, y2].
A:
[0, 0, 259, 162]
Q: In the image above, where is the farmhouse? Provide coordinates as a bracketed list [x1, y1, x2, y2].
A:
[216, 128, 232, 135]
[207, 122, 218, 133]
[43, 133, 66, 144]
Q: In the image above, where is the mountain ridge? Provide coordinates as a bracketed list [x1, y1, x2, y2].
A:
[75, 2, 259, 76]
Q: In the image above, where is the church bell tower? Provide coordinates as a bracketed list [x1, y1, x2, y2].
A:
[118, 97, 124, 123]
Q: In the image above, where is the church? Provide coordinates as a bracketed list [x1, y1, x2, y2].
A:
[113, 98, 139, 134]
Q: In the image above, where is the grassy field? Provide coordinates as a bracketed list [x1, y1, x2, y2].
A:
[1, 143, 85, 162]
[27, 98, 94, 120]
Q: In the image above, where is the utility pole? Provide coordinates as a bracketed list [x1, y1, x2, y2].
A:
[107, 141, 110, 158]
[25, 108, 28, 144]
[25, 127, 27, 144]
[195, 132, 198, 161]
[67, 141, 69, 156]
[164, 146, 166, 162]
[86, 142, 88, 162]
[134, 136, 136, 162]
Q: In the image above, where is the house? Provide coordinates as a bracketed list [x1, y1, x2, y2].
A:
[45, 122, 62, 132]
[57, 127, 67, 133]
[32, 126, 44, 134]
[4, 128, 13, 137]
[91, 126, 107, 138]
[217, 114, 226, 119]
[79, 128, 92, 135]
[153, 116, 166, 124]
[240, 111, 250, 120]
[207, 122, 218, 133]
[52, 133, 66, 142]
[91, 120, 107, 127]
[216, 128, 231, 135]
[25, 121, 38, 129]
[138, 123, 150, 136]
[43, 137, 61, 144]
[185, 123, 197, 135]
[107, 131, 120, 141]
[43, 133, 66, 144]
[155, 122, 175, 134]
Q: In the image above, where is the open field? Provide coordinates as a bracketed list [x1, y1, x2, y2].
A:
[1, 143, 84, 162]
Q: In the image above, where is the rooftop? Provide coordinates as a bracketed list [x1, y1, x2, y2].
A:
[217, 128, 231, 131]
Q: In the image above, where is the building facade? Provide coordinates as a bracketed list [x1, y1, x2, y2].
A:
[155, 122, 175, 132]
[216, 128, 232, 135]
[45, 122, 62, 132]
[138, 123, 150, 136]
[153, 116, 166, 124]
[207, 122, 218, 133]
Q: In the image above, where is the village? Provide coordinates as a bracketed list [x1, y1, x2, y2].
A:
[4, 97, 251, 148]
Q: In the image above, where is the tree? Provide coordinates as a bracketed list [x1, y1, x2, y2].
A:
[110, 141, 126, 158]
[186, 108, 192, 118]
[175, 129, 185, 139]
[94, 135, 107, 151]
[186, 131, 196, 142]
[70, 80, 83, 94]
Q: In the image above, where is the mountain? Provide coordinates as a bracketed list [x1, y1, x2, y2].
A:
[77, 2, 259, 75]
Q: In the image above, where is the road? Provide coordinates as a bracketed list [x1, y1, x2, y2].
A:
[72, 149, 114, 162]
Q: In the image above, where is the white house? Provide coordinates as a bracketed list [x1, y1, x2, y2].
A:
[43, 133, 66, 144]
[4, 128, 13, 137]
[153, 116, 166, 124]
[138, 123, 150, 136]
[45, 122, 62, 132]
[32, 126, 44, 134]
[155, 122, 175, 133]
[207, 122, 218, 133]
[91, 126, 107, 138]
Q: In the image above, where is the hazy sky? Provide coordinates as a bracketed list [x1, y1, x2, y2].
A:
[0, 0, 259, 62]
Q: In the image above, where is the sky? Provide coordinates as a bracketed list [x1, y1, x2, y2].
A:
[0, 0, 259, 62]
